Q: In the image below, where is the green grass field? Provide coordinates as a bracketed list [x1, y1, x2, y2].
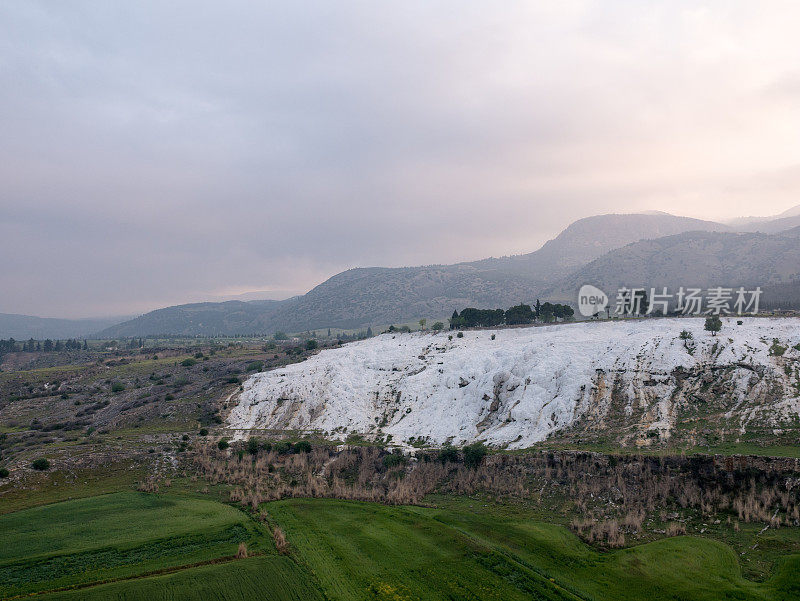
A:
[416, 503, 796, 601]
[266, 498, 578, 601]
[3, 493, 800, 600]
[38, 556, 324, 601]
[266, 498, 800, 601]
[0, 492, 271, 597]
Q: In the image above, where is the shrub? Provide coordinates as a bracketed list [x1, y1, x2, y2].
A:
[463, 442, 487, 469]
[293, 440, 312, 453]
[305, 339, 318, 351]
[456, 332, 464, 338]
[505, 303, 535, 325]
[247, 437, 260, 455]
[164, 393, 175, 401]
[431, 322, 444, 331]
[704, 315, 722, 335]
[345, 433, 366, 445]
[181, 358, 197, 367]
[0, 468, 9, 478]
[182, 434, 189, 441]
[666, 522, 686, 537]
[274, 332, 289, 341]
[438, 446, 459, 464]
[137, 479, 159, 493]
[679, 330, 693, 340]
[273, 527, 289, 554]
[770, 339, 787, 356]
[246, 361, 263, 372]
[382, 453, 406, 468]
[199, 428, 209, 436]
[217, 439, 230, 450]
[226, 376, 240, 384]
[111, 382, 126, 393]
[274, 440, 293, 455]
[32, 458, 50, 471]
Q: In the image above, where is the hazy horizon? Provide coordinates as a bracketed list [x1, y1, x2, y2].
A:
[6, 202, 799, 321]
[4, 2, 800, 318]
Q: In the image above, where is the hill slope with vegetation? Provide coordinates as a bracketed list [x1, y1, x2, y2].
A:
[98, 212, 735, 337]
[545, 227, 800, 303]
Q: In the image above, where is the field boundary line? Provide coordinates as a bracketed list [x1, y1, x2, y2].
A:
[2, 551, 265, 600]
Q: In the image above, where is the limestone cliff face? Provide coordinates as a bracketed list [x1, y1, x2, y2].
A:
[227, 318, 800, 450]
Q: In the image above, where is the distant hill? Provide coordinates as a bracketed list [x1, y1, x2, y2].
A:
[544, 227, 800, 305]
[100, 211, 784, 337]
[259, 265, 544, 332]
[0, 313, 128, 340]
[468, 212, 728, 280]
[99, 268, 543, 337]
[727, 203, 800, 231]
[736, 214, 800, 234]
[97, 300, 285, 338]
[245, 213, 729, 331]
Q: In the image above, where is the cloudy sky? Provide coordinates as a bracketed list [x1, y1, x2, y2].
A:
[3, 1, 800, 318]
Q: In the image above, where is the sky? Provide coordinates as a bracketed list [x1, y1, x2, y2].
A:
[3, 1, 800, 318]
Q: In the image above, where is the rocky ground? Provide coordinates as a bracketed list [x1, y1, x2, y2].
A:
[0, 337, 322, 502]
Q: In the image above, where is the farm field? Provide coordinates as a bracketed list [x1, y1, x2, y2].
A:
[37, 556, 324, 601]
[412, 500, 800, 601]
[2, 492, 800, 600]
[0, 491, 273, 598]
[266, 498, 800, 601]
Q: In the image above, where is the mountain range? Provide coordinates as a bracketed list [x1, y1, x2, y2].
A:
[545, 227, 800, 304]
[4, 206, 799, 339]
[96, 207, 800, 337]
[0, 314, 131, 340]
